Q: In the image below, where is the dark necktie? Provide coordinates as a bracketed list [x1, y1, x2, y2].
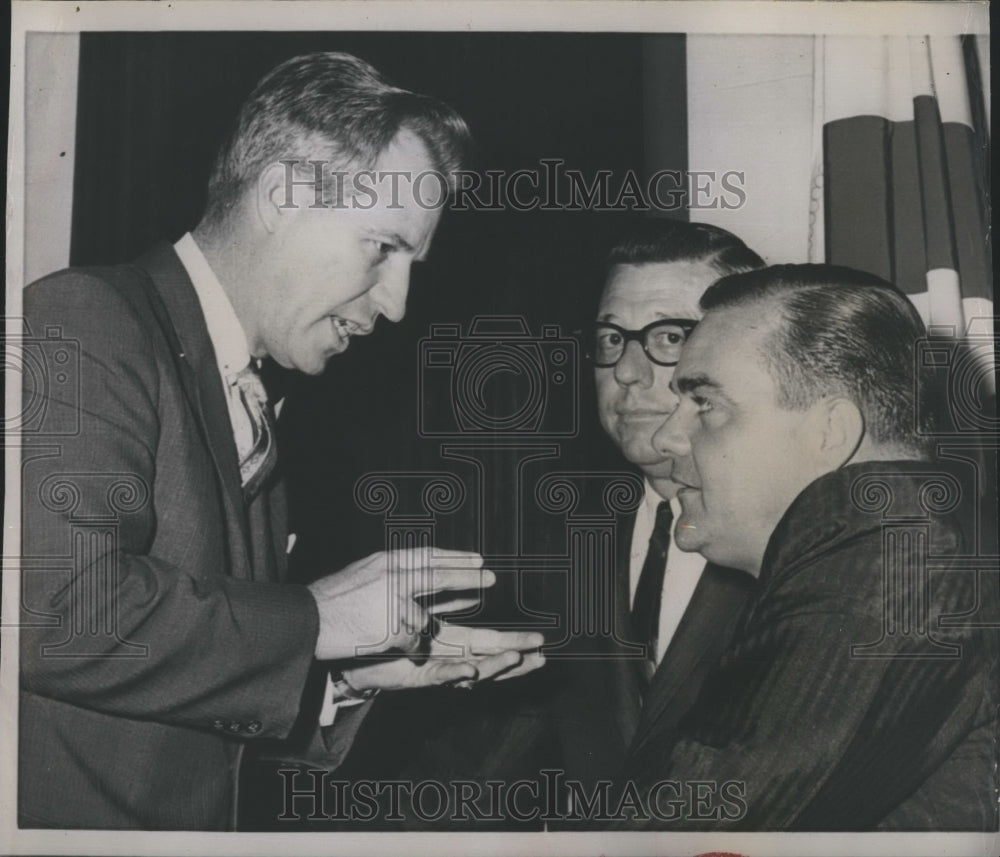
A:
[231, 362, 278, 502]
[631, 500, 673, 674]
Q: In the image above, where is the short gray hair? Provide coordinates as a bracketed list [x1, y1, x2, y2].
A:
[202, 52, 472, 225]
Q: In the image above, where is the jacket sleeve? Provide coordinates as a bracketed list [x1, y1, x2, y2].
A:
[19, 270, 319, 740]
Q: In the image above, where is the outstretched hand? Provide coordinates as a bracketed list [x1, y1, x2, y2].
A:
[338, 622, 546, 693]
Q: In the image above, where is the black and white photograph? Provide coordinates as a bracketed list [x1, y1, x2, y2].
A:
[3, 2, 996, 855]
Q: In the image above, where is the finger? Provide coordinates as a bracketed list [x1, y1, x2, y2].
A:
[386, 548, 488, 598]
[390, 547, 484, 569]
[422, 660, 478, 687]
[470, 650, 523, 681]
[426, 597, 481, 615]
[408, 567, 496, 597]
[443, 627, 544, 655]
[469, 630, 544, 654]
[428, 548, 484, 565]
[493, 652, 546, 681]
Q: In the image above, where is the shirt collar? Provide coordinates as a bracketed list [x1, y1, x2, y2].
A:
[174, 232, 251, 380]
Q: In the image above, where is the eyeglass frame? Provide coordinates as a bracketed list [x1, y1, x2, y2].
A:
[586, 318, 699, 368]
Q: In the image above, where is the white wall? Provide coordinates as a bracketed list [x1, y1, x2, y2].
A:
[24, 33, 80, 285]
[687, 35, 817, 264]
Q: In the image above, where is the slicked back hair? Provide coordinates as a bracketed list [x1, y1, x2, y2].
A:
[606, 219, 766, 279]
[202, 52, 472, 226]
[701, 263, 933, 454]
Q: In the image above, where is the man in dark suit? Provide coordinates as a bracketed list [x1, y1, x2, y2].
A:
[378, 220, 768, 829]
[19, 51, 542, 831]
[617, 264, 997, 830]
[545, 220, 766, 809]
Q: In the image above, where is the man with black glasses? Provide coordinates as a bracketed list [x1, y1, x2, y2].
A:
[362, 219, 767, 828]
[534, 219, 768, 818]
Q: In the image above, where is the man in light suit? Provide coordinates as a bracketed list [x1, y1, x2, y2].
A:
[19, 51, 542, 831]
[619, 264, 997, 829]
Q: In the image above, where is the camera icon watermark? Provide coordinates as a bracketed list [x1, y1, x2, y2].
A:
[418, 316, 578, 437]
[3, 320, 81, 436]
[916, 324, 998, 438]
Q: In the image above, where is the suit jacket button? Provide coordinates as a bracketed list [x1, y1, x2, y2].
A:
[213, 719, 226, 731]
[246, 720, 262, 734]
[227, 722, 243, 733]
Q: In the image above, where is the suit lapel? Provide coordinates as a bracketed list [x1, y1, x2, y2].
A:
[630, 562, 755, 755]
[133, 242, 254, 580]
[606, 509, 644, 748]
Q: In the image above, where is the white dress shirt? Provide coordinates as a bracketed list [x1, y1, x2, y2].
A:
[174, 234, 349, 725]
[629, 479, 706, 664]
[174, 232, 257, 439]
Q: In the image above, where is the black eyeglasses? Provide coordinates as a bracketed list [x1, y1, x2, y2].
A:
[586, 319, 698, 367]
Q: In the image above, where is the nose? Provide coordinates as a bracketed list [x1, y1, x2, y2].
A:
[613, 340, 653, 387]
[652, 404, 692, 459]
[370, 260, 411, 323]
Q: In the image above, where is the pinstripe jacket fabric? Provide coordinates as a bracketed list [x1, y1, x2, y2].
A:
[617, 460, 998, 831]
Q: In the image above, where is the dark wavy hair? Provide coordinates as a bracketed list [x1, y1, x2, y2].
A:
[607, 219, 766, 277]
[701, 263, 933, 453]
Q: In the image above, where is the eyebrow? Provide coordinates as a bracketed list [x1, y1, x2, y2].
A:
[674, 373, 723, 395]
[390, 232, 417, 254]
[402, 233, 433, 263]
[367, 227, 419, 256]
[596, 310, 688, 324]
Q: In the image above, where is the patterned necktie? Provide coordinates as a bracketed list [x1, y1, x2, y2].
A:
[632, 500, 674, 676]
[230, 362, 278, 502]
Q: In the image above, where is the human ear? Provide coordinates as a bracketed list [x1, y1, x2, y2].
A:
[255, 162, 301, 233]
[814, 396, 864, 468]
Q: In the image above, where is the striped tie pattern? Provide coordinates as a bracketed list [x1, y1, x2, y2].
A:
[230, 363, 278, 502]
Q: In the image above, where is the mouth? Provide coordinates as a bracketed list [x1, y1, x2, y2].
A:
[330, 316, 373, 345]
[617, 409, 671, 419]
